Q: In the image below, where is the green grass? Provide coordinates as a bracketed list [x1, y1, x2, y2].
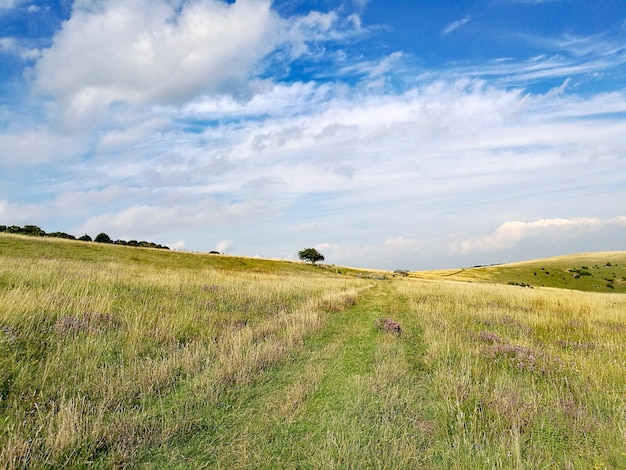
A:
[2, 234, 626, 468]
[414, 251, 626, 293]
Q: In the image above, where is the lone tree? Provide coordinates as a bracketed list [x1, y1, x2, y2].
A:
[298, 248, 325, 265]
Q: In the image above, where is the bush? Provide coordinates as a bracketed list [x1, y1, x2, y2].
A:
[46, 231, 76, 240]
[94, 233, 113, 244]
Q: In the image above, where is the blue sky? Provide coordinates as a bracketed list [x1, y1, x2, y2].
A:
[1, 0, 625, 270]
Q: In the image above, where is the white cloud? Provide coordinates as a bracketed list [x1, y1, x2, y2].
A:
[452, 217, 626, 254]
[3, 0, 626, 270]
[442, 15, 471, 35]
[35, 77, 620, 238]
[337, 51, 404, 87]
[554, 33, 626, 57]
[34, 0, 283, 122]
[74, 196, 273, 241]
[32, 0, 366, 129]
[169, 240, 186, 250]
[419, 33, 626, 88]
[0, 199, 46, 223]
[0, 37, 40, 60]
[215, 239, 233, 253]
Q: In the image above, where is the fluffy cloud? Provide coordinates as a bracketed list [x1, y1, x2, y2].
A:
[34, 0, 281, 121]
[32, 0, 363, 129]
[452, 217, 626, 254]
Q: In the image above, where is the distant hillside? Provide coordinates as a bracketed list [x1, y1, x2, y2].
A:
[412, 252, 626, 293]
[0, 232, 373, 278]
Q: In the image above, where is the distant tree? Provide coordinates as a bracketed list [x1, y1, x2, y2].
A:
[47, 231, 76, 240]
[298, 248, 325, 265]
[78, 234, 92, 242]
[23, 225, 45, 236]
[94, 232, 112, 244]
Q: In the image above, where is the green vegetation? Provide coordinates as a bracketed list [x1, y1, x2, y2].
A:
[0, 224, 169, 250]
[298, 247, 325, 265]
[415, 252, 626, 293]
[2, 234, 626, 468]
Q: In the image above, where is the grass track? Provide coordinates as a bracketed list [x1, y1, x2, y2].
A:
[136, 280, 626, 469]
[135, 283, 434, 468]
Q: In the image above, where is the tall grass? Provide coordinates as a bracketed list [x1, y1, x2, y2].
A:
[2, 235, 625, 468]
[394, 279, 626, 469]
[0, 237, 369, 468]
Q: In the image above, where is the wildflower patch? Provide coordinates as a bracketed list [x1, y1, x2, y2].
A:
[375, 318, 402, 335]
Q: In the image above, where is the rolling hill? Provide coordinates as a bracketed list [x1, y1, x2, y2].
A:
[1, 233, 625, 469]
[412, 251, 626, 293]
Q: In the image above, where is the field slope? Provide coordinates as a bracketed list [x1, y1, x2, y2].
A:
[1, 235, 625, 469]
[413, 251, 626, 293]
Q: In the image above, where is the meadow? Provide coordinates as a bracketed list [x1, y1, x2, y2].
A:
[414, 251, 626, 294]
[1, 234, 625, 469]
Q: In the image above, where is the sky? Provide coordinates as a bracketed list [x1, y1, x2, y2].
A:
[1, 0, 625, 270]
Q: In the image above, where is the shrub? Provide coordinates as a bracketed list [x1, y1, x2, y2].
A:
[23, 225, 45, 236]
[46, 231, 76, 240]
[94, 233, 113, 244]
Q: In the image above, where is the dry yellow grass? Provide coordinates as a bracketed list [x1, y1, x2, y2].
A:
[2, 235, 625, 468]
[0, 236, 372, 467]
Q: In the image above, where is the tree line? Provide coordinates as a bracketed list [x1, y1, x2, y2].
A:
[0, 224, 169, 250]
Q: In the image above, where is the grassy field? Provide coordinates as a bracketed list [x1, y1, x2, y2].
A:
[1, 234, 625, 468]
[413, 251, 626, 294]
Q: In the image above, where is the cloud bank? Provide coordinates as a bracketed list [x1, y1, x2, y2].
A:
[1, 0, 625, 269]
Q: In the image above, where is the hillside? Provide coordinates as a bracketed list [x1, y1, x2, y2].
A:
[0, 232, 352, 276]
[412, 251, 626, 293]
[1, 234, 625, 469]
